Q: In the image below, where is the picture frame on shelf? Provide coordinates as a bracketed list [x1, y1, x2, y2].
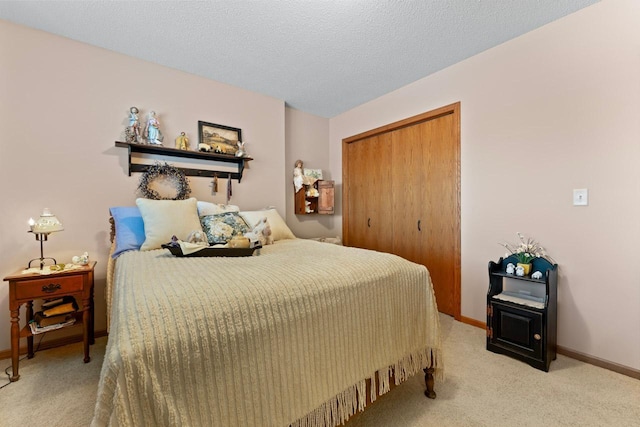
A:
[198, 121, 242, 156]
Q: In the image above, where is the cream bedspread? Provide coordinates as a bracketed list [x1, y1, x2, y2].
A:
[92, 239, 442, 427]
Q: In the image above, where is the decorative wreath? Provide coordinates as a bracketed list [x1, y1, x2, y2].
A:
[137, 162, 191, 200]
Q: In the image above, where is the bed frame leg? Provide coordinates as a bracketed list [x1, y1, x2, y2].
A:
[424, 367, 436, 399]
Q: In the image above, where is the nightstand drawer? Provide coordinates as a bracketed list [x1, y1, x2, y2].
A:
[15, 275, 83, 300]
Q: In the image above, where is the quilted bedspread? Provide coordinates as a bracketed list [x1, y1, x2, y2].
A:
[92, 239, 442, 427]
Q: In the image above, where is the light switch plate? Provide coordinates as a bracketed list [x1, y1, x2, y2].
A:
[573, 189, 588, 206]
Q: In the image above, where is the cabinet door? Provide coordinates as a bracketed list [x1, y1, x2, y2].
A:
[344, 133, 393, 252]
[490, 302, 543, 361]
[317, 181, 334, 214]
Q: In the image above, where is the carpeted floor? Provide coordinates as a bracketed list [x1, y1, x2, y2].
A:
[0, 314, 638, 426]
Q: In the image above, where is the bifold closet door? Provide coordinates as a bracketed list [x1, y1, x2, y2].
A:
[343, 103, 460, 319]
[390, 114, 457, 316]
[419, 112, 458, 317]
[391, 122, 428, 265]
[343, 133, 393, 253]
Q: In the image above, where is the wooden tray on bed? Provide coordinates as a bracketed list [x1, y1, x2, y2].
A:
[161, 244, 257, 257]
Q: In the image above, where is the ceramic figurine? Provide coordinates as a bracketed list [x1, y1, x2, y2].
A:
[186, 230, 207, 245]
[175, 132, 189, 150]
[72, 252, 89, 266]
[144, 111, 164, 145]
[293, 160, 304, 192]
[235, 141, 246, 157]
[129, 107, 141, 142]
[515, 265, 525, 277]
[531, 271, 543, 280]
[506, 263, 515, 274]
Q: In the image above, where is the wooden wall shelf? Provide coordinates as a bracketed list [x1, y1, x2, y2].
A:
[115, 141, 253, 182]
[294, 180, 334, 215]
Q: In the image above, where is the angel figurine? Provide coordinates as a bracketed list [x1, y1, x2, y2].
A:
[293, 160, 304, 192]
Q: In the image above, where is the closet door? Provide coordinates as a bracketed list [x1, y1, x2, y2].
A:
[392, 115, 456, 315]
[391, 123, 428, 264]
[418, 112, 459, 317]
[343, 133, 393, 252]
[343, 103, 460, 319]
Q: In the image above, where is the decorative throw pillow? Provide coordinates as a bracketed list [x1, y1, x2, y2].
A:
[109, 206, 146, 258]
[240, 209, 296, 241]
[196, 201, 240, 217]
[136, 197, 203, 251]
[200, 212, 250, 245]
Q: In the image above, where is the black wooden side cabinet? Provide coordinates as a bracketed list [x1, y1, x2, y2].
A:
[487, 256, 558, 371]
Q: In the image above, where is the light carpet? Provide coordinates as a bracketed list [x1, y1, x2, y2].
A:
[0, 314, 638, 426]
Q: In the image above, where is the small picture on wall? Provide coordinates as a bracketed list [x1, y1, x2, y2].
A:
[304, 169, 323, 181]
[198, 121, 242, 155]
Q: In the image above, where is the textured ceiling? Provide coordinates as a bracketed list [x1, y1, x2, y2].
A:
[0, 1, 598, 118]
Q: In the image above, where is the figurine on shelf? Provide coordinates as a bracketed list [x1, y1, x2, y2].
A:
[125, 106, 141, 143]
[293, 160, 304, 192]
[144, 111, 164, 145]
[531, 271, 543, 280]
[235, 141, 246, 157]
[175, 132, 189, 150]
[506, 263, 515, 274]
[515, 265, 525, 277]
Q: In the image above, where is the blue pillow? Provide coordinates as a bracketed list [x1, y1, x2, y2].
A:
[110, 207, 146, 258]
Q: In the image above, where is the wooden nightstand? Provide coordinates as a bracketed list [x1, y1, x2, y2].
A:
[3, 261, 96, 381]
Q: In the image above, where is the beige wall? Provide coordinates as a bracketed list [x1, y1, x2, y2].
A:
[284, 107, 336, 238]
[0, 20, 286, 351]
[330, 0, 640, 370]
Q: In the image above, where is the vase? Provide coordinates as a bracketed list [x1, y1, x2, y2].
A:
[517, 263, 532, 276]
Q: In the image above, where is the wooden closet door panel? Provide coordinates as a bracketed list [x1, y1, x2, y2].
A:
[345, 134, 393, 252]
[420, 113, 459, 316]
[391, 125, 426, 263]
[344, 140, 368, 249]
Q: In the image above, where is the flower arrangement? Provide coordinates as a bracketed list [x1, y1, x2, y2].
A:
[499, 232, 551, 264]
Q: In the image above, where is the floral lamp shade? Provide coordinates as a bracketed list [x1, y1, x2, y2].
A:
[29, 208, 64, 233]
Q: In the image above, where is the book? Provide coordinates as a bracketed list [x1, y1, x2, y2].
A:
[42, 302, 76, 317]
[33, 311, 74, 327]
[41, 296, 78, 317]
[42, 297, 65, 308]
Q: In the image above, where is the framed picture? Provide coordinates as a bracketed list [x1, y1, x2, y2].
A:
[304, 168, 323, 180]
[198, 121, 242, 155]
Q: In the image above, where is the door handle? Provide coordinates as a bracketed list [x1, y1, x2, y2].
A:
[367, 218, 371, 228]
[418, 220, 421, 231]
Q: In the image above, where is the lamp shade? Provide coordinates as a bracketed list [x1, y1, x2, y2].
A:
[32, 208, 64, 233]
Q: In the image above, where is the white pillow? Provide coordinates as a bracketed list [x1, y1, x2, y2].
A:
[136, 197, 203, 250]
[197, 201, 240, 217]
[240, 208, 295, 241]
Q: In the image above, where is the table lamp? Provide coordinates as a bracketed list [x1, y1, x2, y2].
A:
[27, 208, 64, 269]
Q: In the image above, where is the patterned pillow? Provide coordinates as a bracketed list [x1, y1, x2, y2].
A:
[200, 212, 250, 245]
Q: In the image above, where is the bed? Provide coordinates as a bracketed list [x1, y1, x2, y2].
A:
[92, 199, 443, 426]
